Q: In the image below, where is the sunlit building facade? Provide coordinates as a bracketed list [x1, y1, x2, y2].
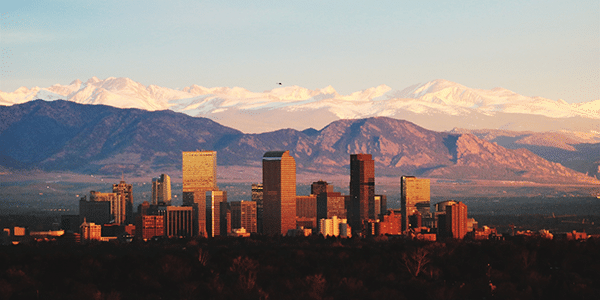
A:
[158, 206, 194, 238]
[206, 190, 227, 237]
[152, 174, 172, 205]
[113, 180, 133, 224]
[447, 201, 467, 239]
[262, 151, 296, 236]
[182, 150, 218, 237]
[400, 176, 430, 232]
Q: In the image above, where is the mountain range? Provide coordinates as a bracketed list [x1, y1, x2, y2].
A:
[1, 100, 597, 185]
[1, 77, 599, 135]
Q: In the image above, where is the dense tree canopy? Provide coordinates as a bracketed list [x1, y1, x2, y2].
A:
[0, 236, 598, 299]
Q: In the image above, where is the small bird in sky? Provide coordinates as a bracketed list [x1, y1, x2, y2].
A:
[277, 82, 282, 85]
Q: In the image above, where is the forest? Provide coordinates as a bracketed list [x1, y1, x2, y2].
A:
[0, 235, 599, 300]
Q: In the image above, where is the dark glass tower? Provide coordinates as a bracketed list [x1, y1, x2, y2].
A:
[349, 154, 375, 234]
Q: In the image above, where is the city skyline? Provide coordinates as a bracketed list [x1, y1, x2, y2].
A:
[1, 1, 598, 104]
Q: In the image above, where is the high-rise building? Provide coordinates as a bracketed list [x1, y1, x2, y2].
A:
[79, 195, 112, 225]
[311, 180, 333, 196]
[316, 192, 347, 221]
[434, 200, 457, 233]
[374, 194, 387, 220]
[152, 174, 172, 205]
[90, 191, 126, 225]
[400, 176, 430, 232]
[262, 151, 296, 236]
[349, 154, 375, 234]
[252, 183, 263, 233]
[158, 206, 194, 238]
[206, 190, 227, 237]
[182, 150, 218, 237]
[80, 220, 102, 242]
[296, 195, 317, 230]
[113, 180, 133, 224]
[230, 201, 257, 233]
[447, 201, 468, 239]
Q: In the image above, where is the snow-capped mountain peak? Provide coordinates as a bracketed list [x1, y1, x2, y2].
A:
[1, 77, 598, 134]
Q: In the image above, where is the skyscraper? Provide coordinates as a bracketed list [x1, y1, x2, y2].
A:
[206, 190, 227, 237]
[447, 201, 468, 239]
[230, 201, 257, 233]
[182, 150, 218, 237]
[401, 176, 430, 232]
[113, 179, 133, 224]
[252, 183, 264, 233]
[311, 180, 333, 196]
[152, 174, 171, 205]
[262, 151, 296, 235]
[349, 154, 375, 234]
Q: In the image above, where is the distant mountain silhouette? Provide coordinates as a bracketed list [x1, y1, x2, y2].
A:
[0, 100, 597, 184]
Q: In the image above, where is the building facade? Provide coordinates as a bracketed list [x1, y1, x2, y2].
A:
[135, 215, 165, 240]
[252, 183, 263, 234]
[296, 195, 317, 230]
[400, 176, 430, 232]
[158, 206, 194, 238]
[230, 201, 257, 233]
[113, 180, 133, 224]
[182, 150, 218, 237]
[262, 151, 296, 236]
[447, 201, 468, 239]
[152, 174, 172, 205]
[349, 154, 375, 234]
[206, 190, 227, 237]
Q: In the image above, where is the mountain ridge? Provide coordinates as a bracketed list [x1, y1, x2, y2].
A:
[1, 77, 598, 135]
[0, 100, 597, 185]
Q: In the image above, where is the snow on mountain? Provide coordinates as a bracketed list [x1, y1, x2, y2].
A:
[1, 77, 598, 134]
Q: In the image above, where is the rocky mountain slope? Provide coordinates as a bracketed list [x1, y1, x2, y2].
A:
[452, 128, 600, 179]
[1, 77, 598, 135]
[1, 101, 597, 184]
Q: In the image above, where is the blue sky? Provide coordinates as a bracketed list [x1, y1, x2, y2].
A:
[1, 0, 598, 103]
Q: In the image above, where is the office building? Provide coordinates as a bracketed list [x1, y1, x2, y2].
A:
[319, 216, 350, 238]
[311, 180, 333, 196]
[135, 215, 165, 240]
[158, 206, 194, 238]
[87, 191, 124, 225]
[206, 190, 227, 237]
[349, 154, 375, 233]
[79, 195, 112, 225]
[447, 201, 468, 239]
[80, 220, 102, 242]
[230, 201, 257, 233]
[374, 194, 387, 220]
[182, 150, 218, 237]
[113, 179, 133, 224]
[262, 151, 296, 235]
[152, 174, 172, 205]
[400, 176, 430, 232]
[316, 192, 347, 221]
[296, 195, 317, 230]
[252, 183, 263, 234]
